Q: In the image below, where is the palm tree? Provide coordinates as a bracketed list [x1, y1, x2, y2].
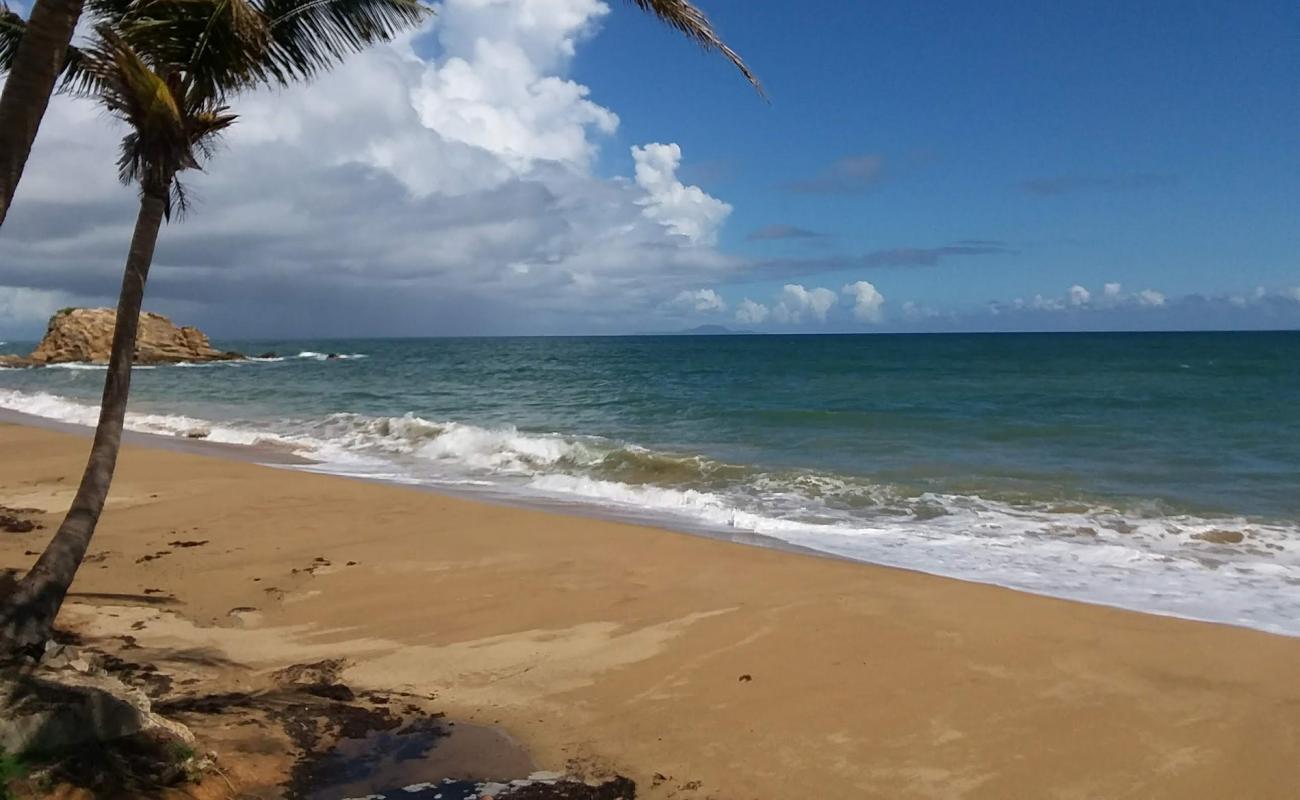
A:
[0, 0, 82, 226]
[0, 0, 759, 652]
[0, 0, 430, 651]
[1, 0, 756, 230]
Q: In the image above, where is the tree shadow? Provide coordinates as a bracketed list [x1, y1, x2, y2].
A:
[67, 591, 181, 606]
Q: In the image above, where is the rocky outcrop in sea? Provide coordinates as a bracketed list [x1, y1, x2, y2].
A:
[0, 308, 242, 367]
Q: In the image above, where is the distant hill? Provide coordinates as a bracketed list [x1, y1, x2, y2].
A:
[656, 324, 758, 336]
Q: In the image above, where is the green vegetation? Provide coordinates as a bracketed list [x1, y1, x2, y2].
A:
[0, 747, 27, 800]
[168, 741, 195, 764]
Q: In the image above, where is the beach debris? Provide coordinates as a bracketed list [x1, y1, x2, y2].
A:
[183, 426, 211, 439]
[335, 774, 636, 800]
[135, 550, 172, 563]
[737, 674, 752, 682]
[167, 539, 210, 548]
[0, 505, 43, 533]
[273, 659, 351, 690]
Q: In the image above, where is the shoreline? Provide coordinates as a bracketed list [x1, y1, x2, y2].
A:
[0, 406, 831, 561]
[3, 405, 1296, 639]
[4, 419, 1300, 797]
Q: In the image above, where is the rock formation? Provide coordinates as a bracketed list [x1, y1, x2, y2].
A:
[0, 308, 242, 367]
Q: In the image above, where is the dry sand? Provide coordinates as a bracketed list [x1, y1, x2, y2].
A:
[2, 420, 1299, 799]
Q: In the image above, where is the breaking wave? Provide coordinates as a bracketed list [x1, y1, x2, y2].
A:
[1, 387, 1298, 635]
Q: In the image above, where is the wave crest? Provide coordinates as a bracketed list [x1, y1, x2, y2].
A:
[2, 386, 1299, 634]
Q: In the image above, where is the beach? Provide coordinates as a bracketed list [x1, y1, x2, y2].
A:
[3, 419, 1299, 798]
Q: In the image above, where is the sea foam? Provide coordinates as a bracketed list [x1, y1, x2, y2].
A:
[2, 386, 1299, 635]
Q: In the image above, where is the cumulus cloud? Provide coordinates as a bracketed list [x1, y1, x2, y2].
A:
[734, 298, 769, 325]
[632, 142, 732, 245]
[999, 283, 1176, 316]
[842, 281, 885, 323]
[772, 284, 836, 324]
[1136, 289, 1166, 307]
[0, 0, 740, 337]
[672, 288, 725, 313]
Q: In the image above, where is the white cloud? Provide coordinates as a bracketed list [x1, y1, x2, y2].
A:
[0, 287, 83, 337]
[632, 143, 732, 245]
[902, 300, 940, 321]
[1026, 294, 1064, 311]
[734, 298, 769, 325]
[772, 284, 837, 324]
[0, 0, 741, 336]
[1068, 284, 1091, 306]
[411, 0, 617, 171]
[672, 288, 725, 313]
[842, 281, 885, 323]
[1103, 282, 1122, 298]
[1282, 287, 1300, 303]
[1136, 289, 1166, 307]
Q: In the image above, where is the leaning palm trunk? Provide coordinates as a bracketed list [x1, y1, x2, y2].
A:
[0, 178, 168, 650]
[0, 0, 84, 227]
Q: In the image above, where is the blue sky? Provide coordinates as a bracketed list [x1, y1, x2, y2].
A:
[1, 0, 1297, 336]
[579, 1, 1300, 326]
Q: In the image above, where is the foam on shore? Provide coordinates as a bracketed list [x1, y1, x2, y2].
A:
[1, 386, 1298, 635]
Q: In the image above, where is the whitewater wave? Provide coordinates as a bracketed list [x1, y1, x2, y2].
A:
[295, 351, 367, 361]
[1, 386, 1298, 634]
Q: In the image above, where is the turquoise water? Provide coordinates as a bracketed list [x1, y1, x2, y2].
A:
[3, 332, 1299, 632]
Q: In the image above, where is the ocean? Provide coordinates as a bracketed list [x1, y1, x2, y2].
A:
[2, 331, 1298, 634]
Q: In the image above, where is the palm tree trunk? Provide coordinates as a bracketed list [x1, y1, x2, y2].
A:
[0, 0, 85, 228]
[0, 181, 168, 652]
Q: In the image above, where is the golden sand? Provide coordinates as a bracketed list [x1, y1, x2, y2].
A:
[2, 421, 1298, 798]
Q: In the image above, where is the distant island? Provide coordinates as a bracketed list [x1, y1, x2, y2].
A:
[644, 324, 759, 336]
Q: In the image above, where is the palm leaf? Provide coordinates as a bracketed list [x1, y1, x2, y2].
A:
[110, 0, 270, 99]
[625, 0, 761, 94]
[0, 3, 22, 73]
[1, 3, 90, 86]
[256, 0, 429, 84]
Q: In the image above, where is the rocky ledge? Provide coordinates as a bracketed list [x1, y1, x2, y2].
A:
[0, 308, 242, 367]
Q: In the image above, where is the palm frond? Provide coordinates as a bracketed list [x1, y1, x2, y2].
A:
[2, 3, 87, 85]
[79, 25, 235, 217]
[0, 3, 22, 73]
[110, 0, 271, 99]
[255, 0, 429, 84]
[84, 0, 141, 24]
[625, 0, 761, 95]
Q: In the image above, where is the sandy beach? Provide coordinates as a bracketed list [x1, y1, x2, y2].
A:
[2, 418, 1299, 798]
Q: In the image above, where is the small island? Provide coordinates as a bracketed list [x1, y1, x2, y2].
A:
[0, 308, 242, 367]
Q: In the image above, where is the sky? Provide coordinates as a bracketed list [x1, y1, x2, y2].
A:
[1, 0, 1298, 338]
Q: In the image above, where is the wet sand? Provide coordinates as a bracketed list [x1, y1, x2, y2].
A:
[2, 420, 1299, 798]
